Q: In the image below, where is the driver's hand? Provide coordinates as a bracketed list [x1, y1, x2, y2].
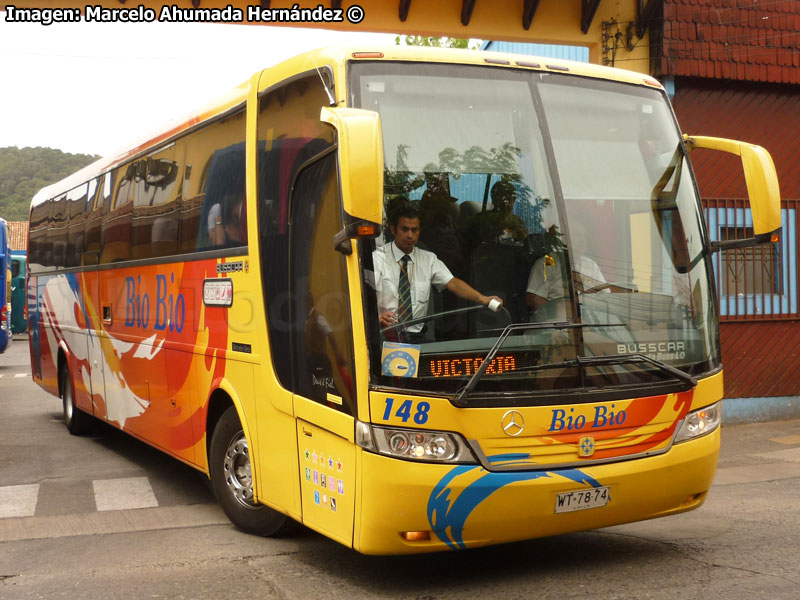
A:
[478, 295, 503, 309]
[379, 311, 398, 328]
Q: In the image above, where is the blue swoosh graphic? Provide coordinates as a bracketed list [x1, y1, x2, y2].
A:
[427, 455, 602, 550]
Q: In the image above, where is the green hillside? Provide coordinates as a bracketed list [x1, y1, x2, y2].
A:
[0, 146, 99, 221]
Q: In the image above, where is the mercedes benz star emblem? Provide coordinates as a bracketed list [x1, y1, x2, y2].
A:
[501, 410, 525, 437]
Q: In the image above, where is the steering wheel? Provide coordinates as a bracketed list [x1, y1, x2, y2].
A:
[582, 282, 638, 295]
[381, 303, 511, 337]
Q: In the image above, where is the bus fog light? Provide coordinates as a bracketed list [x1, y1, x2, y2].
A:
[368, 426, 476, 463]
[675, 402, 721, 443]
[401, 530, 431, 542]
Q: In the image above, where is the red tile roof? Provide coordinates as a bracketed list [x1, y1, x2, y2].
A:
[656, 0, 800, 84]
[7, 221, 28, 252]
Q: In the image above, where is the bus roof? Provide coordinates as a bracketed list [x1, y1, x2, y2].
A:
[30, 45, 663, 211]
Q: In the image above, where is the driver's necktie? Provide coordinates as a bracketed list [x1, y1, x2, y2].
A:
[398, 254, 412, 325]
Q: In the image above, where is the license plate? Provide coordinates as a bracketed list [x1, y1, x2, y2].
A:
[555, 486, 611, 513]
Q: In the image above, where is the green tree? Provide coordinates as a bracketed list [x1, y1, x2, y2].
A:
[0, 147, 98, 221]
[395, 35, 481, 50]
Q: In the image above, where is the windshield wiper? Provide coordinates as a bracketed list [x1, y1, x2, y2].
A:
[513, 353, 697, 388]
[619, 353, 697, 387]
[452, 321, 625, 407]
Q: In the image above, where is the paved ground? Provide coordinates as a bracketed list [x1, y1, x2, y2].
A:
[1, 334, 799, 599]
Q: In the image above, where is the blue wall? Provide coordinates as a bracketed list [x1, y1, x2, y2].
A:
[481, 41, 590, 62]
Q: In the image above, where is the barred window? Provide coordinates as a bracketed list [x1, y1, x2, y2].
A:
[706, 202, 795, 320]
[721, 226, 781, 298]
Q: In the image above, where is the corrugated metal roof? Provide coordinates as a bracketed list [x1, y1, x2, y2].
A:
[673, 79, 800, 201]
[657, 0, 800, 85]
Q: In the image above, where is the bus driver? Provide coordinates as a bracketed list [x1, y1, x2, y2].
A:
[373, 203, 503, 342]
[525, 221, 606, 322]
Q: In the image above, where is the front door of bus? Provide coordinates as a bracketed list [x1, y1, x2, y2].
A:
[290, 151, 358, 547]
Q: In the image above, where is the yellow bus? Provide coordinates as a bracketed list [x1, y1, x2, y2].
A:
[28, 46, 781, 554]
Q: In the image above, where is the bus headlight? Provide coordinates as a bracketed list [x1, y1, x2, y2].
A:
[356, 421, 476, 463]
[675, 402, 722, 443]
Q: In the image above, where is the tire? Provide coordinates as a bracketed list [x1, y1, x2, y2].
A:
[61, 364, 92, 435]
[209, 406, 295, 536]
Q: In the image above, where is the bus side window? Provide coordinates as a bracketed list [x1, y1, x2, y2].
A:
[199, 143, 247, 250]
[28, 199, 51, 271]
[102, 164, 134, 264]
[131, 144, 184, 260]
[65, 183, 89, 268]
[48, 193, 68, 269]
[180, 110, 246, 252]
[83, 176, 105, 266]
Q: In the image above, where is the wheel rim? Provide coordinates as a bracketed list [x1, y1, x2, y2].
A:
[223, 431, 258, 510]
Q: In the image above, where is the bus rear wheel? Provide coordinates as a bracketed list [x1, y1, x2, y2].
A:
[61, 364, 91, 435]
[209, 406, 294, 536]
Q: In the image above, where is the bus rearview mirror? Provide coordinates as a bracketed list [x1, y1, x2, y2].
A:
[320, 107, 384, 229]
[684, 135, 781, 240]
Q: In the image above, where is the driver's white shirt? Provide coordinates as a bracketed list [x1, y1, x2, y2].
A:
[526, 254, 606, 322]
[373, 242, 453, 333]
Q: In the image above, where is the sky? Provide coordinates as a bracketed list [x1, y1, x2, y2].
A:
[0, 16, 397, 156]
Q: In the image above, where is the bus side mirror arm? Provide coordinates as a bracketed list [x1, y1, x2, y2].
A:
[333, 219, 382, 255]
[334, 229, 353, 255]
[710, 232, 779, 254]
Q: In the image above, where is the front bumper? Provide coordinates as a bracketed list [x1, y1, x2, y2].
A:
[354, 427, 719, 555]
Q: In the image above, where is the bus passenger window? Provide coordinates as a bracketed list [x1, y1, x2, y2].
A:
[102, 164, 134, 263]
[131, 147, 183, 260]
[83, 176, 106, 266]
[207, 194, 246, 249]
[28, 199, 51, 269]
[65, 184, 89, 268]
[48, 194, 68, 269]
[181, 113, 246, 252]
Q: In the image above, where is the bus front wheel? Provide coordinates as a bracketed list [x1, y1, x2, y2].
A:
[209, 406, 294, 536]
[60, 364, 91, 435]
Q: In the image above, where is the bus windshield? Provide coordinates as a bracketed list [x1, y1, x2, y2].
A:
[351, 62, 719, 400]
